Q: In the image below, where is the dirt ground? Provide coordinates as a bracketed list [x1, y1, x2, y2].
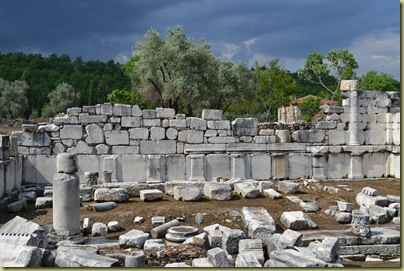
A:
[0, 178, 400, 267]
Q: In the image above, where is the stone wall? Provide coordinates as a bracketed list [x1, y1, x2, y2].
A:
[0, 136, 23, 199]
[3, 81, 400, 197]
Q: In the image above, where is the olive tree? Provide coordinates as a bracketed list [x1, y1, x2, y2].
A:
[48, 82, 80, 115]
[358, 70, 399, 91]
[0, 78, 29, 118]
[297, 49, 359, 101]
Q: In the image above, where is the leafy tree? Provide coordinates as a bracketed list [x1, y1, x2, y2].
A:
[48, 82, 80, 115]
[358, 70, 400, 91]
[255, 59, 297, 121]
[107, 88, 135, 105]
[297, 49, 359, 101]
[0, 78, 29, 118]
[298, 96, 321, 121]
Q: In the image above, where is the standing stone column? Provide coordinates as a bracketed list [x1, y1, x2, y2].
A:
[341, 80, 360, 145]
[348, 154, 363, 179]
[49, 153, 84, 244]
[231, 154, 246, 179]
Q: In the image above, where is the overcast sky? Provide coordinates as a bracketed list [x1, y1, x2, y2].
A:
[0, 0, 400, 79]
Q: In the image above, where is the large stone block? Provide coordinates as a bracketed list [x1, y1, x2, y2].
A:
[203, 183, 232, 200]
[265, 248, 327, 267]
[362, 152, 389, 178]
[178, 130, 204, 143]
[241, 207, 276, 239]
[12, 131, 51, 147]
[280, 211, 318, 230]
[288, 153, 311, 179]
[0, 243, 43, 267]
[79, 113, 108, 124]
[139, 189, 163, 201]
[37, 155, 56, 184]
[121, 116, 141, 128]
[94, 188, 129, 202]
[85, 124, 104, 145]
[202, 109, 223, 120]
[324, 153, 349, 179]
[121, 154, 147, 182]
[232, 118, 258, 136]
[234, 182, 260, 198]
[150, 127, 165, 141]
[139, 140, 176, 154]
[291, 130, 325, 143]
[156, 107, 175, 118]
[119, 229, 150, 249]
[207, 120, 230, 130]
[105, 131, 129, 145]
[164, 154, 186, 181]
[129, 128, 149, 140]
[60, 125, 83, 140]
[188, 117, 207, 131]
[113, 104, 131, 116]
[205, 154, 231, 181]
[184, 143, 226, 153]
[250, 153, 271, 180]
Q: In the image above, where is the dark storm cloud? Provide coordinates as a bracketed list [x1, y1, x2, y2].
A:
[0, 0, 399, 78]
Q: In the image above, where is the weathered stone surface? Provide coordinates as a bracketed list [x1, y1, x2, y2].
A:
[207, 247, 235, 267]
[7, 199, 28, 212]
[265, 248, 328, 267]
[235, 252, 262, 267]
[192, 257, 214, 267]
[334, 212, 352, 224]
[356, 192, 388, 207]
[107, 221, 122, 232]
[94, 188, 129, 202]
[150, 219, 180, 239]
[139, 140, 176, 154]
[299, 200, 320, 212]
[337, 200, 354, 212]
[55, 245, 119, 267]
[165, 226, 199, 243]
[178, 130, 204, 143]
[232, 118, 258, 136]
[119, 229, 150, 249]
[263, 188, 282, 199]
[234, 182, 260, 199]
[309, 237, 340, 263]
[350, 210, 371, 237]
[241, 207, 276, 239]
[105, 131, 129, 145]
[277, 180, 299, 194]
[280, 211, 318, 230]
[85, 124, 104, 145]
[125, 251, 146, 267]
[60, 125, 83, 140]
[0, 243, 43, 267]
[139, 189, 163, 201]
[368, 204, 389, 223]
[89, 201, 117, 212]
[221, 229, 245, 254]
[292, 129, 325, 143]
[202, 109, 223, 120]
[35, 197, 53, 209]
[173, 186, 203, 201]
[203, 183, 232, 200]
[92, 222, 108, 236]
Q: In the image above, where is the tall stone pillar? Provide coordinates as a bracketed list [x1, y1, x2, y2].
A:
[147, 155, 163, 181]
[49, 153, 84, 244]
[341, 80, 359, 145]
[348, 154, 363, 179]
[189, 154, 205, 181]
[231, 153, 246, 179]
[312, 153, 326, 181]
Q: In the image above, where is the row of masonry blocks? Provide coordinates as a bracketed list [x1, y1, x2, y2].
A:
[21, 146, 400, 185]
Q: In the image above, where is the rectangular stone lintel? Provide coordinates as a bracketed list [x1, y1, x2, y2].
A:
[184, 144, 226, 153]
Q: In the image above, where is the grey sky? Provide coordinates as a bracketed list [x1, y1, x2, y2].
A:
[0, 0, 400, 79]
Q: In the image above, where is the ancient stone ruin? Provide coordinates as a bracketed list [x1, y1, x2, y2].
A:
[0, 80, 400, 267]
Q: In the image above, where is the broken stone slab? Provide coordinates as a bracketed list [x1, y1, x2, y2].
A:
[356, 192, 388, 208]
[265, 248, 328, 267]
[82, 218, 92, 234]
[241, 206, 276, 239]
[263, 188, 282, 199]
[143, 239, 166, 251]
[234, 182, 260, 199]
[119, 229, 150, 249]
[173, 186, 203, 201]
[150, 219, 181, 239]
[165, 226, 199, 243]
[0, 216, 48, 248]
[107, 221, 122, 232]
[192, 257, 214, 267]
[207, 247, 235, 267]
[257, 181, 275, 193]
[91, 222, 108, 236]
[88, 201, 117, 212]
[336, 200, 354, 212]
[334, 211, 352, 224]
[80, 186, 92, 202]
[34, 197, 53, 209]
[386, 195, 400, 203]
[0, 243, 43, 267]
[299, 200, 320, 212]
[277, 180, 299, 194]
[164, 181, 205, 196]
[55, 245, 119, 267]
[235, 252, 262, 267]
[222, 228, 245, 254]
[139, 189, 164, 201]
[232, 118, 258, 136]
[278, 229, 303, 248]
[368, 204, 390, 224]
[238, 239, 264, 265]
[286, 195, 302, 203]
[151, 216, 165, 225]
[280, 211, 318, 230]
[7, 199, 28, 213]
[94, 188, 129, 202]
[18, 191, 37, 203]
[125, 251, 146, 267]
[308, 237, 340, 263]
[134, 216, 144, 224]
[203, 183, 232, 201]
[183, 232, 209, 249]
[339, 244, 400, 256]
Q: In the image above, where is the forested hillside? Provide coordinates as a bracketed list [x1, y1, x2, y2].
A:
[0, 52, 130, 118]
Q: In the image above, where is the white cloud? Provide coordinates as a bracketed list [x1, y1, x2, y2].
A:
[348, 29, 399, 79]
[212, 42, 240, 59]
[244, 38, 257, 52]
